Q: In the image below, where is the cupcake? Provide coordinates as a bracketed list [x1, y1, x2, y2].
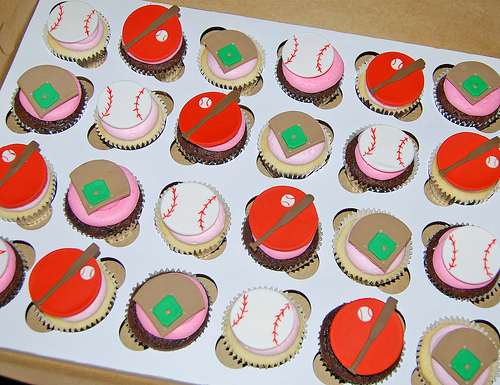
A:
[95, 80, 167, 150]
[64, 159, 143, 246]
[11, 65, 89, 134]
[332, 209, 412, 291]
[356, 51, 425, 117]
[317, 297, 405, 384]
[154, 181, 230, 259]
[123, 270, 213, 351]
[0, 237, 30, 308]
[426, 132, 500, 206]
[120, 4, 186, 82]
[258, 111, 333, 179]
[27, 243, 119, 332]
[198, 28, 265, 95]
[220, 287, 307, 368]
[276, 32, 344, 106]
[416, 317, 499, 385]
[434, 61, 500, 130]
[43, 1, 110, 68]
[341, 124, 418, 193]
[424, 224, 500, 304]
[242, 185, 320, 276]
[0, 141, 57, 230]
[174, 90, 250, 164]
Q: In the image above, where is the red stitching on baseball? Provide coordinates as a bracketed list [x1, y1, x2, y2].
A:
[484, 238, 496, 278]
[448, 234, 458, 270]
[198, 196, 216, 231]
[84, 9, 96, 36]
[363, 127, 377, 156]
[49, 4, 64, 32]
[101, 86, 113, 118]
[163, 187, 178, 219]
[284, 35, 298, 64]
[133, 88, 145, 120]
[397, 137, 409, 167]
[316, 44, 331, 73]
[231, 294, 248, 327]
[0, 249, 6, 255]
[272, 302, 291, 345]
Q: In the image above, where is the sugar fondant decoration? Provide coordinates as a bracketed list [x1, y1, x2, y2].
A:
[33, 83, 59, 110]
[48, 2, 99, 43]
[281, 125, 308, 150]
[451, 349, 481, 381]
[357, 306, 373, 323]
[218, 43, 242, 67]
[82, 179, 110, 206]
[367, 232, 397, 261]
[462, 75, 488, 97]
[153, 295, 183, 328]
[0, 241, 9, 278]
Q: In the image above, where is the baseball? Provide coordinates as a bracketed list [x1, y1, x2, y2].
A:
[1, 149, 16, 163]
[357, 306, 373, 322]
[156, 29, 169, 42]
[79, 265, 95, 281]
[391, 58, 404, 70]
[485, 155, 499, 169]
[280, 194, 296, 207]
[198, 96, 212, 109]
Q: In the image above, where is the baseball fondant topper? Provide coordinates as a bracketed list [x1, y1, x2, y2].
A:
[48, 2, 99, 43]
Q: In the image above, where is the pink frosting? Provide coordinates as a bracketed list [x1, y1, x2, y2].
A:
[168, 201, 226, 245]
[19, 72, 82, 122]
[124, 37, 183, 65]
[0, 241, 16, 293]
[444, 78, 500, 117]
[207, 52, 258, 80]
[430, 324, 491, 385]
[364, 82, 402, 109]
[66, 165, 140, 227]
[198, 111, 246, 151]
[135, 274, 209, 340]
[267, 128, 326, 165]
[354, 142, 405, 181]
[254, 234, 311, 260]
[100, 96, 159, 141]
[56, 18, 104, 52]
[432, 228, 494, 290]
[282, 46, 344, 93]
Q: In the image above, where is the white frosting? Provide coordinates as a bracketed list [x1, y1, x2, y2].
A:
[47, 2, 99, 43]
[282, 33, 334, 77]
[0, 240, 9, 277]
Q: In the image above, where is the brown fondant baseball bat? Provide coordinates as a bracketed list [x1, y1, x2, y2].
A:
[369, 58, 426, 95]
[0, 141, 39, 190]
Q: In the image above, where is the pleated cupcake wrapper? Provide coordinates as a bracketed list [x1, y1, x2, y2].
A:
[0, 237, 28, 308]
[342, 125, 420, 193]
[257, 122, 333, 179]
[416, 317, 500, 385]
[355, 59, 423, 116]
[332, 208, 412, 286]
[241, 216, 322, 273]
[433, 69, 500, 130]
[427, 144, 500, 205]
[124, 268, 213, 350]
[154, 182, 231, 258]
[95, 90, 167, 150]
[32, 260, 118, 333]
[220, 286, 307, 369]
[174, 109, 252, 165]
[42, 12, 111, 68]
[197, 34, 266, 94]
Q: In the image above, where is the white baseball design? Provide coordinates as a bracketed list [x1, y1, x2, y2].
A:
[156, 29, 169, 42]
[357, 306, 373, 322]
[47, 2, 99, 43]
[441, 226, 500, 284]
[358, 124, 415, 172]
[391, 58, 404, 70]
[230, 289, 296, 349]
[198, 96, 212, 109]
[79, 265, 96, 281]
[280, 194, 296, 208]
[1, 149, 16, 163]
[485, 155, 499, 169]
[161, 182, 220, 235]
[282, 32, 334, 77]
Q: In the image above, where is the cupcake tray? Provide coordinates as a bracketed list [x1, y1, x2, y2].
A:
[0, 0, 499, 384]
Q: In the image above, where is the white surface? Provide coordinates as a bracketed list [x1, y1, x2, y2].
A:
[0, 1, 499, 384]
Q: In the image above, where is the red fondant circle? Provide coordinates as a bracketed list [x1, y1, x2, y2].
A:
[122, 5, 182, 63]
[365, 52, 424, 107]
[29, 248, 102, 318]
[436, 132, 500, 191]
[178, 92, 243, 147]
[248, 186, 318, 252]
[0, 144, 48, 209]
[329, 298, 404, 376]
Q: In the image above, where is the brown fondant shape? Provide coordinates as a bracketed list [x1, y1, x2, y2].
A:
[348, 213, 411, 272]
[69, 160, 130, 215]
[447, 62, 500, 105]
[269, 111, 325, 158]
[132, 274, 206, 338]
[17, 65, 79, 118]
[202, 29, 258, 73]
[432, 328, 498, 385]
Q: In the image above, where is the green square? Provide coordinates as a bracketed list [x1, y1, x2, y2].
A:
[82, 179, 110, 206]
[282, 125, 308, 150]
[33, 83, 59, 109]
[153, 295, 183, 328]
[451, 348, 481, 381]
[368, 232, 397, 261]
[217, 44, 242, 67]
[463, 75, 488, 97]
